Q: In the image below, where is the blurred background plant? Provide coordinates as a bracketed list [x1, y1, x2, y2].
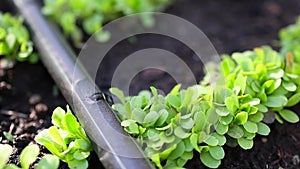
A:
[0, 12, 37, 68]
[42, 0, 172, 46]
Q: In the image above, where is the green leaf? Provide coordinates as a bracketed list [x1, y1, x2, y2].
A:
[74, 139, 91, 151]
[286, 93, 300, 107]
[170, 84, 181, 95]
[129, 123, 140, 134]
[143, 111, 159, 127]
[0, 144, 13, 168]
[234, 111, 248, 125]
[211, 133, 226, 146]
[243, 121, 258, 133]
[249, 112, 264, 122]
[200, 151, 221, 168]
[132, 108, 146, 123]
[73, 151, 90, 160]
[215, 123, 228, 135]
[209, 146, 225, 160]
[51, 107, 66, 128]
[204, 135, 219, 146]
[237, 138, 253, 150]
[3, 132, 13, 142]
[190, 133, 199, 151]
[166, 94, 181, 109]
[48, 126, 67, 149]
[264, 95, 288, 108]
[257, 122, 270, 136]
[219, 115, 233, 125]
[227, 125, 244, 139]
[194, 111, 206, 132]
[20, 144, 40, 169]
[174, 127, 191, 139]
[156, 109, 169, 126]
[35, 130, 62, 157]
[110, 88, 126, 104]
[36, 154, 60, 169]
[268, 69, 284, 79]
[159, 144, 177, 160]
[68, 159, 88, 169]
[130, 97, 142, 109]
[4, 164, 20, 169]
[282, 81, 297, 92]
[168, 141, 185, 160]
[62, 112, 81, 135]
[279, 109, 299, 123]
[181, 118, 194, 130]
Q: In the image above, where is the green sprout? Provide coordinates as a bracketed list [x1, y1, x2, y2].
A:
[42, 0, 172, 46]
[35, 106, 93, 169]
[0, 12, 37, 65]
[110, 44, 300, 168]
[0, 143, 59, 169]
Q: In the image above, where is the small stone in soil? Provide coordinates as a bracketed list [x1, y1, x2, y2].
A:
[29, 94, 42, 105]
[35, 103, 48, 114]
[261, 137, 268, 143]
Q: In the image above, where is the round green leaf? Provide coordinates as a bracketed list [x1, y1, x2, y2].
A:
[286, 93, 300, 107]
[200, 151, 221, 168]
[279, 109, 299, 123]
[132, 108, 146, 123]
[249, 112, 264, 122]
[204, 135, 219, 146]
[227, 125, 244, 139]
[257, 122, 270, 136]
[211, 133, 226, 146]
[156, 109, 169, 126]
[68, 159, 88, 169]
[215, 123, 228, 135]
[282, 81, 297, 92]
[20, 144, 40, 169]
[174, 127, 191, 139]
[264, 95, 288, 108]
[209, 146, 225, 160]
[37, 154, 60, 169]
[234, 111, 248, 125]
[181, 118, 194, 130]
[219, 115, 233, 125]
[237, 138, 253, 150]
[143, 111, 159, 126]
[243, 121, 258, 133]
[168, 141, 185, 160]
[0, 144, 13, 168]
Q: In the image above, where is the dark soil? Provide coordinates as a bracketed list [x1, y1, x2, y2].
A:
[1, 0, 300, 169]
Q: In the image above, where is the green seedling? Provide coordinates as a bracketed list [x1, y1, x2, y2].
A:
[111, 44, 300, 168]
[35, 106, 93, 169]
[42, 0, 172, 45]
[0, 143, 59, 169]
[0, 12, 37, 65]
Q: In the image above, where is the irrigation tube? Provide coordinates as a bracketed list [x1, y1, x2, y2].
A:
[11, 0, 154, 168]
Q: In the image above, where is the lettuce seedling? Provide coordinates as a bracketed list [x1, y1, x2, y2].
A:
[111, 85, 227, 169]
[0, 143, 59, 169]
[111, 46, 300, 168]
[35, 106, 93, 169]
[42, 0, 172, 45]
[0, 12, 37, 65]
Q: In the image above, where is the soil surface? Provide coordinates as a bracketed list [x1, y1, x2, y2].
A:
[1, 0, 300, 169]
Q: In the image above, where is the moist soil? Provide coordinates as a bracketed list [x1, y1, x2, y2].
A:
[1, 0, 300, 168]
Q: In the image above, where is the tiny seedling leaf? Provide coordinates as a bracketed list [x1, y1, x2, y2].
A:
[0, 144, 13, 168]
[36, 154, 60, 169]
[20, 144, 40, 169]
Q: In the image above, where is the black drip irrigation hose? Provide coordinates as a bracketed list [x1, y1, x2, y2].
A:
[10, 0, 154, 168]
